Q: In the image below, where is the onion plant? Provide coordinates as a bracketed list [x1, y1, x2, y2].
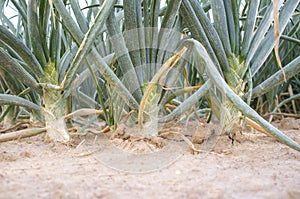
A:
[0, 0, 299, 151]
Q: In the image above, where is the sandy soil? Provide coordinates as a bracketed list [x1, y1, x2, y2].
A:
[0, 118, 299, 199]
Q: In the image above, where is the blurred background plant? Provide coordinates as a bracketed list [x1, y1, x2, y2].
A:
[0, 0, 299, 150]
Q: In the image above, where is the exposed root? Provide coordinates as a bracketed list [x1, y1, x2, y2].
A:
[159, 131, 219, 155]
[109, 125, 166, 154]
[75, 149, 102, 157]
[70, 126, 111, 137]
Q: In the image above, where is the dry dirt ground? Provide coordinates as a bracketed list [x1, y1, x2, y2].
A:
[0, 117, 299, 199]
